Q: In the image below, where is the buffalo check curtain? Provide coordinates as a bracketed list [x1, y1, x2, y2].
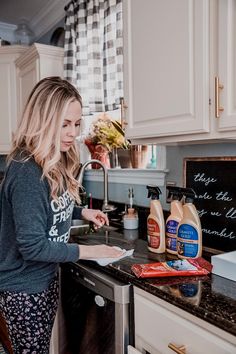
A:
[64, 0, 123, 115]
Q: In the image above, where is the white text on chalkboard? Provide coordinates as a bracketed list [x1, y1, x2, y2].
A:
[194, 173, 217, 186]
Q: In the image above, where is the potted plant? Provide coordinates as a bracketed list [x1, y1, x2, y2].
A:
[84, 113, 131, 168]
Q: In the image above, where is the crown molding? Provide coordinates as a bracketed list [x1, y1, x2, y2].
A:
[0, 21, 16, 31]
[29, 0, 69, 41]
[0, 0, 68, 44]
[0, 45, 27, 56]
[0, 21, 17, 42]
[15, 43, 63, 68]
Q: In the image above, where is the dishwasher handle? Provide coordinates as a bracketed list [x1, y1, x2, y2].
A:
[66, 264, 131, 304]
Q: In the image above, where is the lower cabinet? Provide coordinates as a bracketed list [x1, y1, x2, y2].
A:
[133, 287, 236, 354]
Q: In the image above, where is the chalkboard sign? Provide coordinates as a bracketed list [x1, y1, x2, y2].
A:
[184, 157, 236, 253]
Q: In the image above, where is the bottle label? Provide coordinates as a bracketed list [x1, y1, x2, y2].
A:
[177, 224, 199, 257]
[147, 218, 160, 249]
[166, 220, 178, 251]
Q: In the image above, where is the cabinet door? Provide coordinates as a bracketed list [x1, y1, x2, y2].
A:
[123, 0, 210, 140]
[0, 48, 26, 153]
[134, 287, 236, 354]
[16, 44, 64, 119]
[17, 59, 38, 118]
[0, 57, 16, 153]
[216, 0, 236, 131]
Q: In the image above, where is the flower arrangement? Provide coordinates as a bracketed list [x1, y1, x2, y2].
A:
[85, 112, 130, 153]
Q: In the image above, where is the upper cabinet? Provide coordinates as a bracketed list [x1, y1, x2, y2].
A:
[0, 46, 27, 153]
[216, 0, 236, 132]
[123, 0, 210, 140]
[123, 0, 236, 144]
[0, 44, 63, 154]
[15, 43, 64, 119]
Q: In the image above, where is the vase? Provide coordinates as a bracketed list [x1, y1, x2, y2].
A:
[91, 145, 110, 169]
[130, 145, 148, 168]
[109, 148, 120, 168]
[117, 148, 132, 168]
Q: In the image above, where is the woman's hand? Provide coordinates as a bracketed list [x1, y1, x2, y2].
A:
[79, 244, 124, 260]
[81, 208, 109, 229]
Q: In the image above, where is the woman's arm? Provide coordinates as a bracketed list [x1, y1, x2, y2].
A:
[81, 208, 109, 228]
[79, 244, 124, 260]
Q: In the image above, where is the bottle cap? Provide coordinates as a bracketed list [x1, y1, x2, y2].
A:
[147, 185, 162, 200]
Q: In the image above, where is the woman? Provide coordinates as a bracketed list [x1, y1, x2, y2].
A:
[0, 76, 123, 353]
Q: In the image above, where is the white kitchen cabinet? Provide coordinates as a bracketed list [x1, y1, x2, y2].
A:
[133, 287, 236, 354]
[15, 43, 64, 119]
[216, 0, 236, 132]
[123, 0, 236, 144]
[0, 46, 27, 153]
[123, 0, 210, 140]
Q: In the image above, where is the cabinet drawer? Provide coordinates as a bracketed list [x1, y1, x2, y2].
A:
[134, 288, 236, 354]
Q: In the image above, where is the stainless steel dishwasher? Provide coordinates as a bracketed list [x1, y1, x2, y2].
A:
[60, 262, 133, 354]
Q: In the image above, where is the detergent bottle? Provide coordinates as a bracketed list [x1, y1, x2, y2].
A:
[177, 188, 202, 259]
[146, 185, 165, 253]
[166, 186, 183, 255]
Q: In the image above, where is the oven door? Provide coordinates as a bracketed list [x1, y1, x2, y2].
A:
[60, 263, 132, 354]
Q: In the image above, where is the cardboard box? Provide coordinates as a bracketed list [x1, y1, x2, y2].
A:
[211, 251, 236, 282]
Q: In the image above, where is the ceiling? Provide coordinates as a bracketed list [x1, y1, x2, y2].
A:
[0, 0, 69, 40]
[0, 0, 49, 25]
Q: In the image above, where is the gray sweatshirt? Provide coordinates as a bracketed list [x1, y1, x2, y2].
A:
[0, 156, 82, 294]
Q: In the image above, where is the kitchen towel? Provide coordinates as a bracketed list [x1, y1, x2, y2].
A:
[91, 247, 134, 266]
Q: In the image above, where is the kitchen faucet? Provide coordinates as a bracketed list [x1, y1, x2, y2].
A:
[77, 159, 116, 213]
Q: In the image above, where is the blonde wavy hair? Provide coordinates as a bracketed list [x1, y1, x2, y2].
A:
[8, 76, 82, 204]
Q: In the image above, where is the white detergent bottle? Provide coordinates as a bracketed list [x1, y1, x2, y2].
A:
[146, 185, 165, 253]
[177, 188, 202, 259]
[166, 187, 183, 255]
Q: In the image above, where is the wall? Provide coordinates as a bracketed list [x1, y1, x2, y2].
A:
[166, 142, 236, 187]
[83, 142, 236, 211]
[37, 19, 64, 45]
[84, 180, 153, 209]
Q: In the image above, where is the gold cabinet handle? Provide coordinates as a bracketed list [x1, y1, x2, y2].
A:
[120, 98, 128, 129]
[215, 76, 224, 118]
[168, 343, 186, 354]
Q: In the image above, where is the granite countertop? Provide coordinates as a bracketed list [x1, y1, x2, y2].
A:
[67, 226, 236, 339]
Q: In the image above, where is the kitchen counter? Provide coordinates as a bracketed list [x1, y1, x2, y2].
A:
[67, 226, 236, 340]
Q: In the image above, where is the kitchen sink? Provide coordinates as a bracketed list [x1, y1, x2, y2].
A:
[70, 220, 90, 236]
[70, 219, 118, 237]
